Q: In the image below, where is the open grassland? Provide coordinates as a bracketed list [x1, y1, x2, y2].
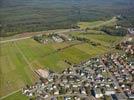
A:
[0, 33, 123, 99]
[77, 17, 117, 30]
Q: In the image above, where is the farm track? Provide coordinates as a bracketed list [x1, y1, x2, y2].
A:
[0, 89, 21, 100]
[0, 42, 38, 100]
[0, 42, 39, 100]
[14, 42, 38, 79]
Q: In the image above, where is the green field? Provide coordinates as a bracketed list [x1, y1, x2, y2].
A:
[71, 32, 122, 47]
[0, 33, 123, 99]
[77, 17, 117, 30]
[2, 91, 29, 100]
[0, 0, 133, 99]
[0, 42, 37, 97]
[74, 43, 108, 56]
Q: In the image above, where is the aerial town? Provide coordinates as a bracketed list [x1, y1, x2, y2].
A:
[116, 36, 134, 56]
[22, 37, 134, 100]
[1, 1, 134, 100]
[20, 31, 134, 100]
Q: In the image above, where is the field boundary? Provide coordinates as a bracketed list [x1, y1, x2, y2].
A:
[0, 89, 21, 100]
[14, 42, 38, 78]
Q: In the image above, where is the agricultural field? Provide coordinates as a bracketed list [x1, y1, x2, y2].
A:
[2, 91, 29, 100]
[0, 33, 123, 99]
[0, 42, 37, 98]
[71, 32, 123, 47]
[77, 17, 117, 30]
[74, 43, 108, 56]
[0, 0, 133, 99]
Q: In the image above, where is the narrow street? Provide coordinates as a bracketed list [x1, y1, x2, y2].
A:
[100, 60, 128, 100]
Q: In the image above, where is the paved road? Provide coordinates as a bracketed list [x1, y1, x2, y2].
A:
[47, 94, 96, 100]
[0, 29, 78, 44]
[100, 60, 128, 100]
[0, 37, 31, 44]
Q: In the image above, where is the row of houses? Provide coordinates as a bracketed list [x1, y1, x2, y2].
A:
[102, 53, 134, 99]
[22, 53, 133, 100]
[116, 37, 134, 55]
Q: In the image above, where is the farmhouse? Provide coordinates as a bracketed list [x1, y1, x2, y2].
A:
[52, 36, 63, 43]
